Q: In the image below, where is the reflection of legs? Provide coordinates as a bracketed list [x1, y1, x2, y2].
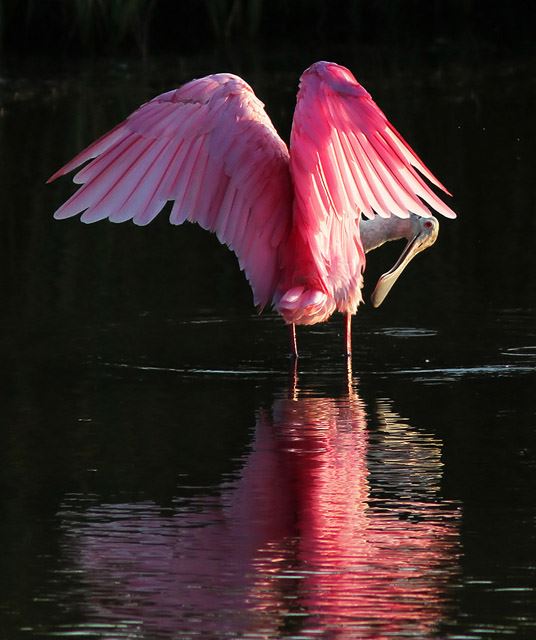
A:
[345, 313, 352, 358]
[346, 353, 353, 391]
[289, 356, 299, 400]
[289, 323, 298, 358]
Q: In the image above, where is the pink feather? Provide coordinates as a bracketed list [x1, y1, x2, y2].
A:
[49, 62, 455, 328]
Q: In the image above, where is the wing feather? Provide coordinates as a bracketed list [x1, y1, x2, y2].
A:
[49, 74, 292, 308]
[47, 123, 127, 183]
[337, 130, 377, 218]
[291, 61, 456, 223]
[353, 132, 412, 218]
[71, 133, 130, 185]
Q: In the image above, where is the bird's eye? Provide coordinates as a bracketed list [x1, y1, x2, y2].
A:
[423, 221, 433, 229]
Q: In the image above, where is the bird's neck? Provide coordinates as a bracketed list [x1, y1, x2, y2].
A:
[359, 216, 416, 253]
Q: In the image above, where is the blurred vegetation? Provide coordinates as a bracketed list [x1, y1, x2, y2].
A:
[0, 0, 532, 57]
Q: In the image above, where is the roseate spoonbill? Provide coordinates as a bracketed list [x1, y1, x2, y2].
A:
[48, 61, 456, 357]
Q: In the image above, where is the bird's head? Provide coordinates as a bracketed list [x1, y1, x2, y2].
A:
[371, 216, 439, 308]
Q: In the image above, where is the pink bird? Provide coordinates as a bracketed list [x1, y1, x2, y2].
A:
[48, 61, 456, 357]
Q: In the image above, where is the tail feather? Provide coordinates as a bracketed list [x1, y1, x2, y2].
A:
[275, 286, 336, 325]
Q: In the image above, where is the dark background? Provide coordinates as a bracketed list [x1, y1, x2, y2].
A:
[1, 0, 534, 58]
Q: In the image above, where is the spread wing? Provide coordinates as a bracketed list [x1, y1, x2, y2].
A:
[273, 60, 456, 323]
[48, 74, 292, 309]
[290, 61, 456, 224]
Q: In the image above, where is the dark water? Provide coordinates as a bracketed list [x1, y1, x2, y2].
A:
[1, 43, 535, 639]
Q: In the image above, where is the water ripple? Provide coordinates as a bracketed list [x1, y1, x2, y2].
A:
[373, 327, 439, 338]
[502, 345, 536, 359]
[53, 392, 461, 639]
[390, 363, 535, 382]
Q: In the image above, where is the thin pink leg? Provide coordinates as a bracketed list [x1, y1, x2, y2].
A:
[345, 313, 352, 358]
[289, 323, 298, 358]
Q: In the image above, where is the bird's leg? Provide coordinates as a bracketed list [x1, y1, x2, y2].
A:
[289, 323, 298, 358]
[345, 313, 352, 358]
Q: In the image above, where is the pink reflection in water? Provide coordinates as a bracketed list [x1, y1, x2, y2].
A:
[60, 387, 460, 638]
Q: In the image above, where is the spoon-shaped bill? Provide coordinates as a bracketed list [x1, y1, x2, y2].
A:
[371, 218, 439, 308]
